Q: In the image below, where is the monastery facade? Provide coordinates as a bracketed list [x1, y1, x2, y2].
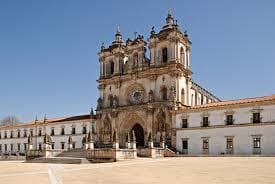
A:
[1, 13, 274, 156]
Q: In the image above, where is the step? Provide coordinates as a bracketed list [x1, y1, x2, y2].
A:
[26, 157, 90, 164]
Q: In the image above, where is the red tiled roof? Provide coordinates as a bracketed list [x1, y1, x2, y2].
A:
[0, 114, 95, 129]
[191, 94, 275, 109]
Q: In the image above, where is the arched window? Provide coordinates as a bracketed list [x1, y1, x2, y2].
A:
[110, 61, 114, 75]
[162, 48, 168, 63]
[180, 47, 185, 65]
[160, 87, 168, 101]
[181, 88, 185, 104]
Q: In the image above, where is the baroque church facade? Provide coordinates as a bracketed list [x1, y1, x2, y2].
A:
[95, 13, 219, 148]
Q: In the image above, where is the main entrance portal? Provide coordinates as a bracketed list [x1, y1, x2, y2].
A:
[131, 124, 144, 147]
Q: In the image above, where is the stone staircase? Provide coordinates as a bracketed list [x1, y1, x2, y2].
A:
[57, 149, 87, 158]
[26, 149, 90, 164]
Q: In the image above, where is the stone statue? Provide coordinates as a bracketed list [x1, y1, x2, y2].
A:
[148, 90, 154, 103]
[113, 96, 119, 108]
[157, 109, 166, 132]
[170, 85, 176, 102]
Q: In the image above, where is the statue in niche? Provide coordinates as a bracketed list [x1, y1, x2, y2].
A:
[100, 116, 112, 142]
[148, 90, 154, 103]
[157, 109, 166, 132]
[169, 85, 176, 102]
[97, 97, 103, 110]
[113, 96, 119, 108]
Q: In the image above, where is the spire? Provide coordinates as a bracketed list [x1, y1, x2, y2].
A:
[43, 114, 47, 123]
[35, 115, 38, 123]
[112, 26, 123, 45]
[166, 9, 174, 25]
[162, 9, 177, 30]
[90, 107, 94, 116]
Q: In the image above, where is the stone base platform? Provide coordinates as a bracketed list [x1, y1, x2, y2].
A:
[137, 148, 165, 158]
[87, 148, 137, 162]
[25, 157, 90, 164]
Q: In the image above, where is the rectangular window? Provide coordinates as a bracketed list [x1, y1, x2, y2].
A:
[182, 119, 188, 128]
[17, 130, 20, 138]
[203, 139, 209, 150]
[72, 142, 76, 149]
[61, 142, 65, 150]
[0, 145, 2, 151]
[4, 132, 7, 138]
[18, 143, 20, 151]
[30, 129, 33, 137]
[82, 127, 87, 134]
[4, 144, 7, 152]
[24, 130, 27, 137]
[226, 115, 233, 125]
[24, 143, 27, 151]
[10, 131, 13, 138]
[253, 113, 261, 123]
[10, 144, 13, 152]
[51, 128, 55, 136]
[38, 129, 42, 136]
[0, 133, 1, 139]
[72, 127, 76, 135]
[202, 117, 209, 127]
[253, 137, 261, 148]
[61, 128, 65, 135]
[38, 143, 42, 150]
[182, 140, 188, 149]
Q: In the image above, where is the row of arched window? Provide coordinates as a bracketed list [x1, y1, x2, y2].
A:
[103, 46, 188, 76]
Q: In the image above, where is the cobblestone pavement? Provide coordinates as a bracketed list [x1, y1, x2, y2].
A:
[0, 157, 275, 184]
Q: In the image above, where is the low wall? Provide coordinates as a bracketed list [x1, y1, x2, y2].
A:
[137, 148, 164, 158]
[87, 148, 137, 161]
[26, 149, 63, 160]
[0, 155, 26, 161]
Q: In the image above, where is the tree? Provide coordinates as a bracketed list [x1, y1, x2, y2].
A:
[0, 116, 20, 126]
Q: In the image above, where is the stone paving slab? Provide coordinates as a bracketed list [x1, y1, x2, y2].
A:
[0, 157, 275, 184]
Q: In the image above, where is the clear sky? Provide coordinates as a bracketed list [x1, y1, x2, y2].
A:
[0, 0, 275, 122]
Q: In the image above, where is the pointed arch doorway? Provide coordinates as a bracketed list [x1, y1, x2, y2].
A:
[131, 124, 144, 147]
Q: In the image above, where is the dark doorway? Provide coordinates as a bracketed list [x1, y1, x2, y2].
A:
[131, 124, 144, 147]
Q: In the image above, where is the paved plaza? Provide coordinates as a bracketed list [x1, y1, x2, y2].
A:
[0, 157, 275, 184]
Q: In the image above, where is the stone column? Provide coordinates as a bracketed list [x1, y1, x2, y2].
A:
[148, 132, 154, 148]
[160, 133, 166, 149]
[131, 131, 136, 150]
[125, 132, 131, 149]
[112, 131, 119, 149]
[87, 132, 94, 150]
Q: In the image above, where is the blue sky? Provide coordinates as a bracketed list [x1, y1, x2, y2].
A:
[0, 0, 274, 122]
